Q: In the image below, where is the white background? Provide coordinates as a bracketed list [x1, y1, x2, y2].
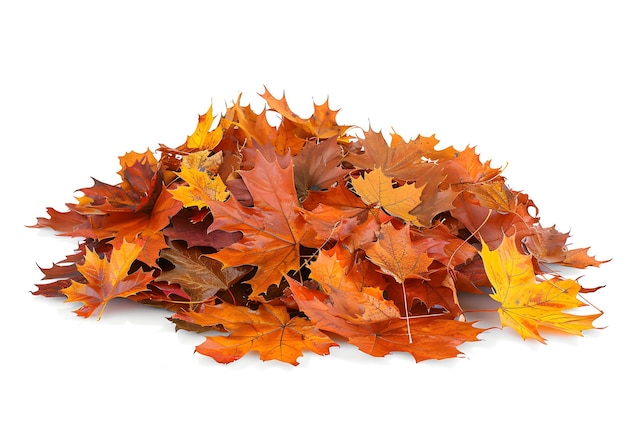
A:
[1, 1, 624, 434]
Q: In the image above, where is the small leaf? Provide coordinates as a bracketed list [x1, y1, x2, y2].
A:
[352, 168, 426, 225]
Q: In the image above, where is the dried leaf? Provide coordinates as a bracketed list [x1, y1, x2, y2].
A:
[481, 233, 602, 342]
[62, 240, 154, 319]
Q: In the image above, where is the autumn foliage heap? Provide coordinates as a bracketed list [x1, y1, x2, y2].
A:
[31, 90, 607, 365]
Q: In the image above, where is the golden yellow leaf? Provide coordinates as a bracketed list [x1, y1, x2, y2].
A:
[170, 150, 229, 208]
[183, 105, 224, 150]
[351, 168, 426, 225]
[465, 179, 517, 212]
[481, 234, 601, 342]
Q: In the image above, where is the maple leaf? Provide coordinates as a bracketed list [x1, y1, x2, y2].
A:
[480, 233, 602, 342]
[443, 145, 502, 187]
[32, 240, 113, 297]
[62, 240, 154, 319]
[29, 207, 91, 237]
[292, 136, 350, 201]
[157, 241, 253, 307]
[362, 222, 433, 283]
[450, 189, 538, 250]
[362, 222, 436, 339]
[168, 149, 229, 208]
[163, 208, 242, 250]
[98, 187, 183, 266]
[521, 225, 608, 269]
[351, 168, 426, 225]
[261, 87, 350, 143]
[73, 149, 162, 213]
[288, 278, 483, 363]
[307, 249, 400, 323]
[174, 303, 338, 365]
[345, 129, 456, 181]
[117, 150, 159, 199]
[464, 178, 518, 213]
[180, 105, 224, 150]
[206, 151, 317, 300]
[386, 270, 462, 317]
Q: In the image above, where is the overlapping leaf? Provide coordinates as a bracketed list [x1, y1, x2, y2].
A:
[62, 240, 154, 319]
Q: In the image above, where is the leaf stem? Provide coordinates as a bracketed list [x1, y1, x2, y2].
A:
[401, 280, 413, 344]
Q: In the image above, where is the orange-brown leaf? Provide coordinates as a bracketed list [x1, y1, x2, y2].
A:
[308, 250, 400, 323]
[176, 303, 337, 365]
[206, 151, 317, 299]
[62, 240, 154, 319]
[362, 222, 433, 283]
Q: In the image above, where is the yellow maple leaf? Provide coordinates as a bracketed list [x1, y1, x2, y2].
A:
[170, 150, 229, 208]
[351, 167, 426, 225]
[183, 105, 224, 150]
[480, 234, 601, 342]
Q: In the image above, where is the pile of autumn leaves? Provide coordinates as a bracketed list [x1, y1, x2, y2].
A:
[31, 90, 607, 365]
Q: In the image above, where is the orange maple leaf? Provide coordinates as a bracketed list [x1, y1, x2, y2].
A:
[62, 240, 154, 319]
[261, 87, 351, 143]
[206, 151, 317, 300]
[175, 303, 338, 365]
[362, 222, 433, 283]
[307, 249, 400, 323]
[98, 188, 183, 266]
[362, 222, 436, 340]
[346, 129, 456, 181]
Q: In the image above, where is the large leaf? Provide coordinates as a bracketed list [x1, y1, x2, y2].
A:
[206, 151, 317, 300]
[481, 233, 602, 342]
[174, 303, 337, 365]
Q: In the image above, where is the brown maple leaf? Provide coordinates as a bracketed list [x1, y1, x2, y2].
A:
[157, 240, 253, 307]
[345, 129, 455, 181]
[292, 136, 350, 201]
